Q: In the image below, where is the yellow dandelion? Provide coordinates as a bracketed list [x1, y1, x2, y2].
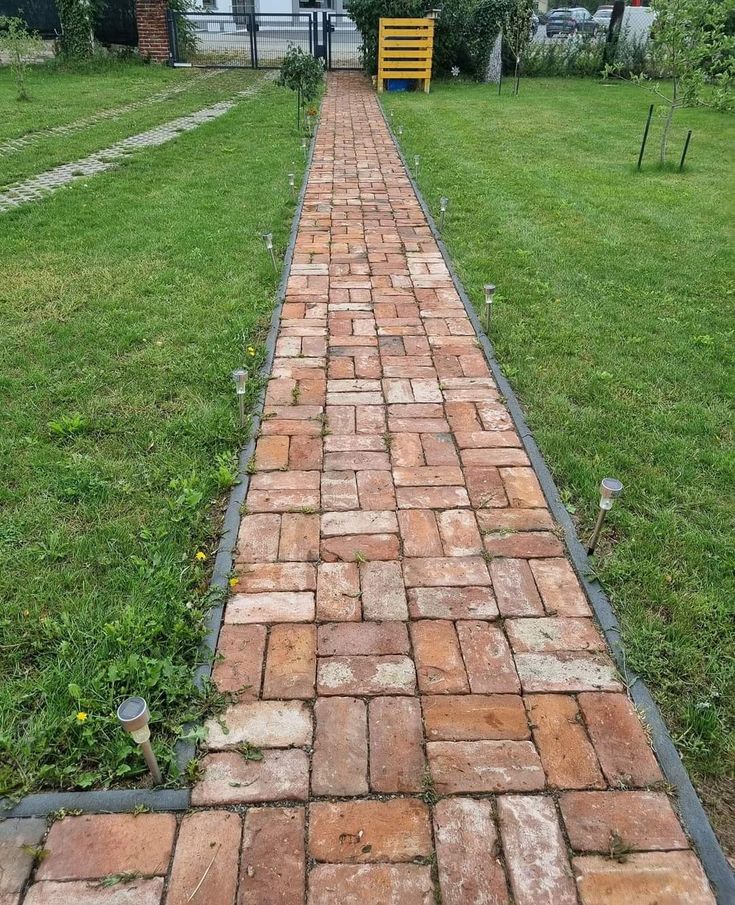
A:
[195, 551, 207, 562]
[247, 346, 256, 356]
[76, 712, 88, 722]
[229, 577, 239, 587]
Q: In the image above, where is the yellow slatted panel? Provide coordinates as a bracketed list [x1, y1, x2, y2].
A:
[378, 16, 435, 93]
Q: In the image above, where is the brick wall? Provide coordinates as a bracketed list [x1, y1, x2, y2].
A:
[136, 0, 171, 63]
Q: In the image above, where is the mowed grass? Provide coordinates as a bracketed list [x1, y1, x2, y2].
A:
[0, 64, 259, 186]
[0, 74, 304, 795]
[383, 78, 734, 846]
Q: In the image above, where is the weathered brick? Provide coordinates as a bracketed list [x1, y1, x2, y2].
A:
[396, 485, 471, 509]
[369, 697, 425, 792]
[393, 466, 464, 486]
[483, 531, 564, 558]
[226, 591, 315, 623]
[307, 864, 434, 905]
[578, 693, 664, 787]
[497, 795, 578, 905]
[289, 435, 323, 470]
[408, 585, 498, 620]
[279, 513, 320, 561]
[360, 560, 408, 619]
[324, 450, 390, 471]
[515, 652, 622, 693]
[318, 621, 409, 655]
[166, 811, 241, 905]
[411, 620, 469, 693]
[0, 818, 46, 902]
[573, 852, 715, 904]
[317, 655, 416, 695]
[506, 616, 605, 653]
[525, 694, 605, 790]
[477, 508, 555, 532]
[433, 799, 509, 905]
[23, 880, 164, 905]
[321, 533, 400, 562]
[560, 791, 688, 852]
[390, 432, 424, 466]
[238, 562, 316, 593]
[530, 558, 592, 616]
[263, 624, 316, 699]
[254, 435, 290, 471]
[489, 558, 544, 616]
[236, 513, 281, 563]
[321, 510, 398, 536]
[239, 808, 305, 905]
[308, 800, 432, 863]
[205, 699, 312, 749]
[464, 466, 508, 508]
[192, 751, 309, 805]
[316, 562, 360, 620]
[357, 469, 396, 509]
[422, 694, 529, 741]
[499, 467, 546, 508]
[398, 509, 443, 557]
[312, 697, 368, 796]
[456, 620, 520, 693]
[460, 447, 529, 467]
[212, 624, 266, 697]
[38, 814, 176, 880]
[454, 430, 522, 449]
[403, 556, 491, 587]
[436, 509, 483, 556]
[428, 741, 545, 793]
[321, 470, 359, 510]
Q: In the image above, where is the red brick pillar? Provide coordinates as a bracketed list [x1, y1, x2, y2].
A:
[136, 0, 171, 63]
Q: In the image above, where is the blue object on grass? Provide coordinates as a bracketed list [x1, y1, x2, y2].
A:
[387, 79, 411, 92]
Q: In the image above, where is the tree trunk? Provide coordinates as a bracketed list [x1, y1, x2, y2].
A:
[514, 56, 520, 96]
[659, 79, 678, 166]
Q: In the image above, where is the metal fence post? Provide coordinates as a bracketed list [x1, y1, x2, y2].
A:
[166, 8, 179, 65]
[249, 13, 257, 68]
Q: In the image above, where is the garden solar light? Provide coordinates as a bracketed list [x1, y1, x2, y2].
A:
[301, 136, 308, 154]
[288, 172, 296, 199]
[117, 696, 162, 785]
[414, 155, 421, 177]
[397, 124, 403, 136]
[262, 232, 277, 271]
[483, 283, 496, 332]
[232, 368, 248, 426]
[439, 195, 448, 231]
[588, 477, 624, 554]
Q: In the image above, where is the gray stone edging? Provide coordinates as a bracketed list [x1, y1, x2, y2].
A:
[376, 99, 735, 904]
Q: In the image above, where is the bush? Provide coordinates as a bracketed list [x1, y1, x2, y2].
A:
[0, 16, 44, 100]
[278, 44, 325, 129]
[521, 31, 661, 80]
[346, 0, 511, 80]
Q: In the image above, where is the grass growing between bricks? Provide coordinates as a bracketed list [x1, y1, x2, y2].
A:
[0, 64, 260, 186]
[383, 77, 735, 850]
[0, 77, 304, 796]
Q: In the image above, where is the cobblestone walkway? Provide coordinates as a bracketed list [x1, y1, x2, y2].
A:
[5, 73, 716, 905]
[0, 75, 272, 214]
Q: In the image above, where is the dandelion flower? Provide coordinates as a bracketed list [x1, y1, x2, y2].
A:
[247, 346, 256, 356]
[229, 577, 239, 587]
[195, 551, 207, 562]
[76, 712, 88, 722]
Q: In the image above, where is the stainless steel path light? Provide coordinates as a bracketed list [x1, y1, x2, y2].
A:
[588, 477, 623, 554]
[414, 155, 421, 178]
[232, 368, 248, 426]
[397, 124, 403, 137]
[288, 172, 296, 200]
[439, 196, 448, 231]
[301, 136, 308, 155]
[117, 697, 162, 785]
[262, 232, 277, 271]
[483, 283, 496, 333]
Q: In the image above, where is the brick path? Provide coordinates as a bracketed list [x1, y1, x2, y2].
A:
[5, 73, 717, 905]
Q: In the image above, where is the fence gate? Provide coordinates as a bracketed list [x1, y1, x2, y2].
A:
[168, 10, 361, 70]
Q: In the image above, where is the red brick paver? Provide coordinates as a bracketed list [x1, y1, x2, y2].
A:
[11, 72, 715, 905]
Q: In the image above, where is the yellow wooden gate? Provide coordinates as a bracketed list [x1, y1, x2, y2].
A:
[377, 17, 435, 94]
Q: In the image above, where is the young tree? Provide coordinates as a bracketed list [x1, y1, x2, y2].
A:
[503, 0, 535, 95]
[278, 45, 325, 131]
[0, 17, 44, 101]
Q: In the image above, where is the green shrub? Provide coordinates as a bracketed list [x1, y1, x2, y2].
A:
[346, 0, 511, 80]
[278, 44, 325, 128]
[0, 16, 44, 100]
[521, 32, 662, 80]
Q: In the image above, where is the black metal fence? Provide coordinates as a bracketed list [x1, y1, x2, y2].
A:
[168, 10, 361, 70]
[0, 0, 137, 45]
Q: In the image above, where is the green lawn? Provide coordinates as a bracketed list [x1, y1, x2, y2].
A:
[1, 63, 259, 186]
[383, 77, 734, 849]
[0, 73, 303, 796]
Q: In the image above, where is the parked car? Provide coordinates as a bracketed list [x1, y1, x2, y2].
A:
[546, 7, 599, 38]
[593, 5, 614, 28]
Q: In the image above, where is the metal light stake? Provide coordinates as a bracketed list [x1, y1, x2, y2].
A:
[232, 368, 248, 426]
[288, 172, 296, 200]
[414, 155, 421, 178]
[263, 232, 277, 271]
[587, 477, 623, 554]
[483, 283, 496, 333]
[397, 124, 403, 137]
[439, 196, 448, 231]
[301, 136, 308, 155]
[117, 696, 162, 785]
